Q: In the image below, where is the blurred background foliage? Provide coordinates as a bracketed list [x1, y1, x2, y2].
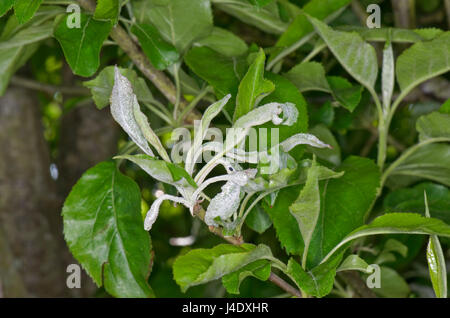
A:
[1, 0, 449, 298]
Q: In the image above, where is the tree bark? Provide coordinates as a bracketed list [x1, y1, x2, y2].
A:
[56, 103, 120, 297]
[0, 88, 67, 297]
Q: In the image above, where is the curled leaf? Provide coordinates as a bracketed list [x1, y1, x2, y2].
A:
[144, 194, 191, 230]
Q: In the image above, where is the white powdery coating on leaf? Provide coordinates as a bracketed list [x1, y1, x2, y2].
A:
[281, 133, 332, 151]
[144, 194, 191, 231]
[280, 102, 298, 126]
[204, 169, 257, 227]
[110, 66, 154, 156]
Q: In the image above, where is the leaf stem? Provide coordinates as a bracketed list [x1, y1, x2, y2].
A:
[178, 86, 213, 125]
[380, 137, 450, 187]
[143, 102, 174, 126]
[11, 76, 90, 96]
[367, 86, 387, 169]
[172, 63, 182, 120]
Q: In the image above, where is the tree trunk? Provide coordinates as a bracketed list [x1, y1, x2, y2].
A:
[0, 88, 67, 297]
[56, 103, 120, 297]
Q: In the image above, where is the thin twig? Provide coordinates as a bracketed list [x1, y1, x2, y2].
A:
[351, 0, 368, 25]
[11, 76, 90, 96]
[77, 0, 184, 107]
[445, 0, 450, 29]
[338, 272, 377, 298]
[268, 273, 302, 298]
[192, 206, 302, 298]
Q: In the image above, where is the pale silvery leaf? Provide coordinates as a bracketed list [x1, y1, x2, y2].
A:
[425, 192, 447, 298]
[114, 154, 196, 199]
[195, 102, 297, 183]
[226, 102, 297, 150]
[204, 169, 257, 227]
[382, 40, 394, 113]
[280, 102, 299, 126]
[281, 133, 332, 152]
[186, 94, 231, 174]
[132, 96, 171, 162]
[144, 194, 191, 230]
[111, 66, 155, 156]
[233, 102, 296, 129]
[198, 133, 331, 165]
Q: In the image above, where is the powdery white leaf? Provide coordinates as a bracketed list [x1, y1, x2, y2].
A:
[186, 94, 231, 174]
[132, 96, 171, 162]
[205, 169, 257, 227]
[144, 194, 191, 230]
[111, 66, 155, 156]
[382, 40, 394, 112]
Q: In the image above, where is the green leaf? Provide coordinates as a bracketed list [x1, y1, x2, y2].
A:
[287, 252, 343, 298]
[133, 0, 213, 53]
[54, 13, 112, 77]
[416, 111, 450, 141]
[270, 0, 350, 67]
[84, 66, 154, 109]
[427, 235, 447, 298]
[222, 259, 271, 294]
[307, 156, 380, 267]
[116, 154, 197, 190]
[384, 182, 450, 224]
[337, 255, 371, 273]
[233, 48, 275, 122]
[245, 204, 272, 234]
[173, 244, 273, 292]
[248, 0, 274, 7]
[372, 266, 410, 298]
[13, 0, 42, 24]
[340, 26, 443, 43]
[396, 32, 450, 95]
[425, 192, 447, 298]
[0, 22, 53, 49]
[284, 62, 362, 112]
[327, 76, 363, 112]
[62, 161, 153, 297]
[440, 98, 450, 114]
[306, 125, 341, 166]
[212, 0, 288, 34]
[264, 163, 344, 256]
[184, 46, 246, 115]
[375, 238, 408, 264]
[0, 19, 53, 95]
[386, 143, 450, 188]
[94, 0, 120, 24]
[131, 23, 179, 70]
[284, 62, 330, 93]
[308, 15, 378, 89]
[322, 213, 450, 264]
[289, 161, 321, 266]
[0, 0, 13, 17]
[195, 27, 248, 57]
